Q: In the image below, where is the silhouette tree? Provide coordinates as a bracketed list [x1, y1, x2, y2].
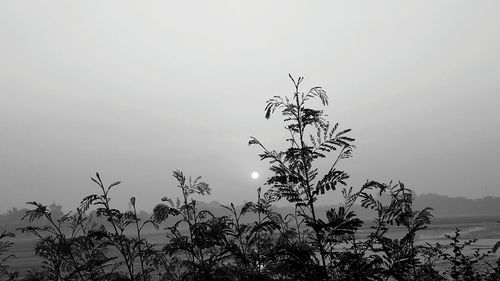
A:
[249, 74, 355, 279]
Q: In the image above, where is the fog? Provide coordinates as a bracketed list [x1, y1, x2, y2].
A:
[1, 1, 499, 212]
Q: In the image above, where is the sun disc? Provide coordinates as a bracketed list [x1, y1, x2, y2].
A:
[251, 171, 259, 179]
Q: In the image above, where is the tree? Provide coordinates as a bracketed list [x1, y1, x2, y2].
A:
[249, 74, 355, 279]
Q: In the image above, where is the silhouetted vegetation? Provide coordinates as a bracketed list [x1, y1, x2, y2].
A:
[1, 75, 499, 280]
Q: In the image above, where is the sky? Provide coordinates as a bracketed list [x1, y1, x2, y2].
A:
[1, 1, 499, 213]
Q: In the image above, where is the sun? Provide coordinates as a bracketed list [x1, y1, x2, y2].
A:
[251, 171, 259, 179]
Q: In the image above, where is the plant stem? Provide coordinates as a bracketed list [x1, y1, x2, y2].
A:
[293, 79, 328, 277]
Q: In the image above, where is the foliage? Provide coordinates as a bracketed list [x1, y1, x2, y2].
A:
[1, 75, 499, 281]
[249, 74, 355, 279]
[80, 173, 160, 281]
[19, 201, 113, 281]
[153, 170, 234, 281]
[0, 230, 18, 280]
[436, 229, 499, 281]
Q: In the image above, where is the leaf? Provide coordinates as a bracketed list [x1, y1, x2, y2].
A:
[288, 73, 296, 86]
[153, 204, 180, 223]
[80, 194, 99, 212]
[173, 170, 185, 186]
[194, 181, 211, 195]
[241, 201, 254, 215]
[336, 128, 352, 137]
[91, 177, 101, 186]
[264, 97, 283, 119]
[308, 87, 328, 106]
[493, 241, 500, 253]
[161, 197, 175, 207]
[22, 202, 48, 222]
[220, 204, 233, 215]
[309, 134, 317, 147]
[108, 181, 121, 189]
[314, 169, 349, 195]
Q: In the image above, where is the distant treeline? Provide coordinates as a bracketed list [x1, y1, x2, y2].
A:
[2, 194, 499, 227]
[413, 193, 500, 217]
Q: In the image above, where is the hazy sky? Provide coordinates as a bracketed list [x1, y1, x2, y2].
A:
[1, 1, 499, 213]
